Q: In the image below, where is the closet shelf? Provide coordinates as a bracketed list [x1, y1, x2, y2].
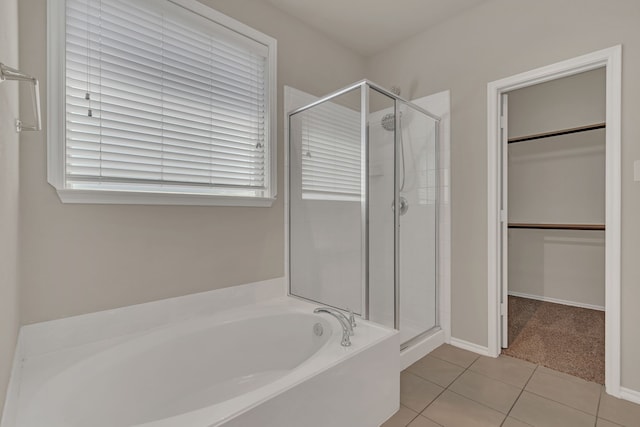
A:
[508, 223, 605, 231]
[508, 122, 605, 144]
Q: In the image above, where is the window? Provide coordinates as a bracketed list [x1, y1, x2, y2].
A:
[48, 0, 276, 206]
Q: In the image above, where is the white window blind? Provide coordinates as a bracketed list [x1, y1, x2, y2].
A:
[299, 101, 362, 200]
[61, 0, 274, 201]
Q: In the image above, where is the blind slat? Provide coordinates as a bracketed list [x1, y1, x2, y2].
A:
[297, 99, 362, 197]
[64, 0, 270, 194]
[66, 58, 265, 113]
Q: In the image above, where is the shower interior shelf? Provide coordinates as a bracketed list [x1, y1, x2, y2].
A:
[508, 223, 605, 231]
[508, 122, 605, 144]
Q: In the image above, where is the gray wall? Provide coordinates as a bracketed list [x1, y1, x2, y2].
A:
[368, 0, 640, 391]
[0, 0, 20, 413]
[17, 0, 366, 324]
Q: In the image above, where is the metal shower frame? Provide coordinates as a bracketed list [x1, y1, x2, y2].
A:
[287, 79, 441, 333]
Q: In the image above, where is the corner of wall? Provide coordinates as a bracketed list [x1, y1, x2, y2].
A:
[0, 0, 21, 415]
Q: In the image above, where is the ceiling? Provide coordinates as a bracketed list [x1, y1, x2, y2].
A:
[265, 0, 487, 57]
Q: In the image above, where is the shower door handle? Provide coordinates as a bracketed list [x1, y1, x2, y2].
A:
[391, 196, 409, 216]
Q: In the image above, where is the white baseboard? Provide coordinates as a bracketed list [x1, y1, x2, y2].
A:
[508, 291, 605, 312]
[450, 337, 490, 357]
[619, 387, 640, 405]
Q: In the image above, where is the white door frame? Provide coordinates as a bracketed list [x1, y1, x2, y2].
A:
[486, 45, 622, 396]
[499, 93, 509, 348]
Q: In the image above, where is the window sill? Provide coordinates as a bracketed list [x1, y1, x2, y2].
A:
[54, 188, 276, 207]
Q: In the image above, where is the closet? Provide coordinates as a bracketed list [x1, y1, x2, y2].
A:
[503, 68, 606, 383]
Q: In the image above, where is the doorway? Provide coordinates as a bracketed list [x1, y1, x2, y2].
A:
[487, 46, 622, 396]
[501, 69, 606, 383]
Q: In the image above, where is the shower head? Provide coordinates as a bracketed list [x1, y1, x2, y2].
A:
[381, 111, 404, 131]
[380, 85, 402, 131]
[381, 113, 396, 131]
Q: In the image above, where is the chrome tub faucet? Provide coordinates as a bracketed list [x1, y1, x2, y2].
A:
[313, 307, 354, 347]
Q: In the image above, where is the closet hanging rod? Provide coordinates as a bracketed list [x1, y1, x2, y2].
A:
[508, 223, 605, 231]
[508, 122, 605, 144]
[0, 62, 42, 132]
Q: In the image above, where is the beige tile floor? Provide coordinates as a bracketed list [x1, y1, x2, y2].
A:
[383, 344, 640, 427]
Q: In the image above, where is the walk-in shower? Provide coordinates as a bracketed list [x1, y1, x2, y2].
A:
[287, 80, 440, 348]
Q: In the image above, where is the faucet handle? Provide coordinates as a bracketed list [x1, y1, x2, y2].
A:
[347, 308, 357, 329]
[314, 307, 352, 347]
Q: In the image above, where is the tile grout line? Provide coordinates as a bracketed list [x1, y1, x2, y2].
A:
[457, 355, 534, 422]
[405, 355, 471, 392]
[434, 354, 532, 426]
[428, 352, 481, 370]
[399, 371, 439, 425]
[400, 404, 421, 427]
[467, 361, 536, 389]
[523, 385, 602, 418]
[419, 354, 542, 426]
[475, 353, 603, 425]
[400, 371, 448, 420]
[410, 355, 480, 426]
[409, 350, 579, 426]
[593, 386, 603, 427]
[444, 388, 515, 425]
[505, 363, 602, 424]
[405, 347, 612, 427]
[501, 363, 539, 426]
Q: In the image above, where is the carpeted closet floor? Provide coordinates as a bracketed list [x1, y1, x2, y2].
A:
[502, 296, 605, 384]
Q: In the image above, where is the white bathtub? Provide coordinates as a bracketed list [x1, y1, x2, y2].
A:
[5, 295, 398, 427]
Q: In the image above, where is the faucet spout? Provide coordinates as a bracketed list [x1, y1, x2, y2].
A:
[313, 307, 353, 347]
